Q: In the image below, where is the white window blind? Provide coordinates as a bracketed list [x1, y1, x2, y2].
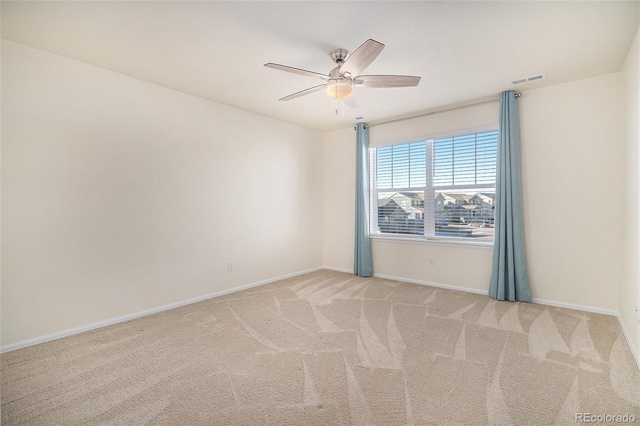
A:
[376, 142, 426, 189]
[370, 130, 498, 242]
[433, 131, 497, 188]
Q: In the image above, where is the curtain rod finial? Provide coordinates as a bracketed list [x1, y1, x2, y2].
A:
[514, 92, 522, 99]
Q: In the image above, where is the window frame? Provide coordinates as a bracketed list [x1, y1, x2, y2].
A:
[369, 125, 498, 246]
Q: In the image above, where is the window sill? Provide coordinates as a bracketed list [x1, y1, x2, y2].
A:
[370, 234, 493, 250]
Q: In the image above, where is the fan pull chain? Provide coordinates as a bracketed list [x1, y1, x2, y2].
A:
[335, 99, 345, 122]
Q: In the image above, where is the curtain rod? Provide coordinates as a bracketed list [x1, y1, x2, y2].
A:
[355, 91, 522, 129]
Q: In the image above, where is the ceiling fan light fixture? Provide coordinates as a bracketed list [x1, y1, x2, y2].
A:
[326, 78, 353, 100]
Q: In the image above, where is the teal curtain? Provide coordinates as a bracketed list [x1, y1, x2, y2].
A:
[354, 123, 373, 277]
[489, 91, 531, 302]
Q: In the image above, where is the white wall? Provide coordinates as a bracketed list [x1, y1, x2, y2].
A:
[1, 41, 324, 346]
[323, 73, 627, 312]
[621, 25, 640, 357]
[322, 127, 355, 271]
[519, 73, 625, 310]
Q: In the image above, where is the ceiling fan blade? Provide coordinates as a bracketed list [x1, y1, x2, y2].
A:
[264, 63, 330, 80]
[340, 39, 385, 77]
[353, 75, 421, 88]
[279, 84, 326, 101]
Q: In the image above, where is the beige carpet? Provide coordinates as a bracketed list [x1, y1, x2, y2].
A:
[2, 270, 639, 425]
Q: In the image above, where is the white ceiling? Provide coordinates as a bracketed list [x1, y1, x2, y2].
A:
[2, 1, 639, 132]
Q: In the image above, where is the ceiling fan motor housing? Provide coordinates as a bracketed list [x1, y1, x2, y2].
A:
[330, 48, 349, 64]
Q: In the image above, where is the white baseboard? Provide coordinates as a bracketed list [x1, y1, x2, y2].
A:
[345, 269, 619, 317]
[616, 314, 640, 370]
[0, 266, 323, 354]
[322, 266, 353, 274]
[372, 272, 489, 296]
[530, 297, 618, 317]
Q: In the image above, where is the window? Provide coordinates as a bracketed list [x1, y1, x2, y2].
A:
[370, 130, 498, 242]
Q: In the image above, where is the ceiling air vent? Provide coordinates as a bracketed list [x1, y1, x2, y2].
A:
[512, 73, 546, 85]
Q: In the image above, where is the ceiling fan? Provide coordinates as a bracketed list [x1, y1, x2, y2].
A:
[264, 39, 421, 101]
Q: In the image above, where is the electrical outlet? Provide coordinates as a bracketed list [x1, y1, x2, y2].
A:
[428, 257, 436, 267]
[227, 262, 234, 272]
